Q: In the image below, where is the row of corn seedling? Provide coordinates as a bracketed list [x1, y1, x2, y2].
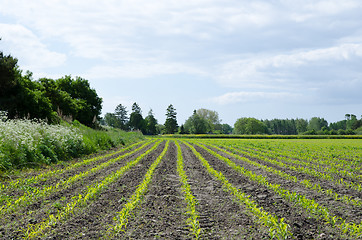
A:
[182, 141, 292, 240]
[23, 140, 163, 239]
[175, 141, 202, 239]
[0, 140, 156, 217]
[226, 139, 361, 176]
[107, 140, 170, 237]
[212, 139, 361, 183]
[204, 142, 362, 207]
[0, 140, 147, 193]
[210, 140, 362, 192]
[191, 141, 362, 239]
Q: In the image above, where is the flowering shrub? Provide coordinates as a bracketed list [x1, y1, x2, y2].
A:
[0, 117, 84, 170]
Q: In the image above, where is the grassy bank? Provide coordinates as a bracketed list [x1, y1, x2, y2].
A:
[0, 118, 144, 173]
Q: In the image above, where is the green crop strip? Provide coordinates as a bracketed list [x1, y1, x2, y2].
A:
[0, 140, 155, 217]
[222, 140, 362, 184]
[175, 141, 201, 239]
[183, 141, 292, 240]
[0, 140, 147, 194]
[217, 139, 361, 178]
[22, 140, 163, 239]
[202, 142, 362, 207]
[191, 141, 362, 239]
[107, 140, 170, 237]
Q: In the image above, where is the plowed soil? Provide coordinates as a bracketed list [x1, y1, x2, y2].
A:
[0, 139, 360, 239]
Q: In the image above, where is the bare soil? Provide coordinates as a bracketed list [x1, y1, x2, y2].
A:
[0, 139, 359, 239]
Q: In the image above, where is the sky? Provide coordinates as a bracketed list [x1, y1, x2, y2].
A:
[1, 0, 361, 125]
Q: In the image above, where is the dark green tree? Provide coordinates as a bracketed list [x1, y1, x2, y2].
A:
[295, 118, 308, 134]
[233, 117, 267, 134]
[196, 108, 220, 132]
[56, 76, 102, 127]
[144, 109, 158, 135]
[114, 104, 128, 130]
[0, 51, 19, 116]
[164, 104, 178, 134]
[308, 117, 328, 131]
[184, 110, 208, 134]
[221, 123, 233, 134]
[104, 113, 121, 128]
[128, 102, 145, 133]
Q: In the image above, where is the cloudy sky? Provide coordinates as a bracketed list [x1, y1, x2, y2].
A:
[1, 0, 361, 125]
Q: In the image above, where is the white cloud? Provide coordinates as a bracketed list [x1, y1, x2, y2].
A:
[85, 61, 207, 80]
[217, 43, 362, 89]
[211, 91, 301, 105]
[0, 23, 66, 70]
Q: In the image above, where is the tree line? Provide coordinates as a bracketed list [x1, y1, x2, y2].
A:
[103, 105, 233, 135]
[104, 102, 361, 136]
[102, 103, 179, 135]
[1, 48, 102, 128]
[234, 116, 362, 135]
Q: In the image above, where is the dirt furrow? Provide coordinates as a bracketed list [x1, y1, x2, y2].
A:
[191, 143, 344, 240]
[0, 141, 162, 239]
[42, 141, 166, 240]
[119, 141, 187, 239]
[200, 144, 362, 225]
[180, 143, 267, 240]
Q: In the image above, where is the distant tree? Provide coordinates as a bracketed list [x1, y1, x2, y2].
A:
[308, 117, 328, 132]
[184, 110, 208, 134]
[104, 113, 120, 128]
[164, 104, 178, 134]
[144, 109, 158, 135]
[114, 104, 128, 130]
[221, 123, 233, 134]
[233, 117, 267, 135]
[346, 114, 357, 130]
[128, 102, 145, 133]
[196, 108, 220, 132]
[295, 118, 308, 134]
[156, 124, 165, 134]
[179, 124, 186, 134]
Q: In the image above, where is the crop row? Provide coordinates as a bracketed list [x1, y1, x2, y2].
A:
[189, 140, 362, 238]
[203, 141, 362, 207]
[224, 139, 361, 173]
[107, 140, 170, 237]
[230, 141, 361, 182]
[22, 140, 163, 239]
[0, 139, 148, 193]
[182, 141, 291, 240]
[208, 140, 362, 192]
[175, 141, 202, 239]
[0, 140, 155, 217]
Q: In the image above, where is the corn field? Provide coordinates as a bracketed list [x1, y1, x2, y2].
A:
[0, 138, 361, 239]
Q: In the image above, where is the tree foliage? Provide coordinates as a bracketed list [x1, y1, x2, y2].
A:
[184, 110, 209, 134]
[128, 102, 145, 133]
[144, 109, 158, 135]
[0, 49, 102, 127]
[114, 104, 128, 130]
[233, 117, 267, 135]
[164, 104, 178, 134]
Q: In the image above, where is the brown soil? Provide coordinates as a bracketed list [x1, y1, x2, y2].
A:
[192, 143, 358, 240]
[0, 139, 359, 240]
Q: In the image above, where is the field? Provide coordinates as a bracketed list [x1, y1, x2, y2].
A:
[0, 138, 361, 239]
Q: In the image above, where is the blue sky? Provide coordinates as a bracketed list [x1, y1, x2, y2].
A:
[1, 0, 361, 125]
